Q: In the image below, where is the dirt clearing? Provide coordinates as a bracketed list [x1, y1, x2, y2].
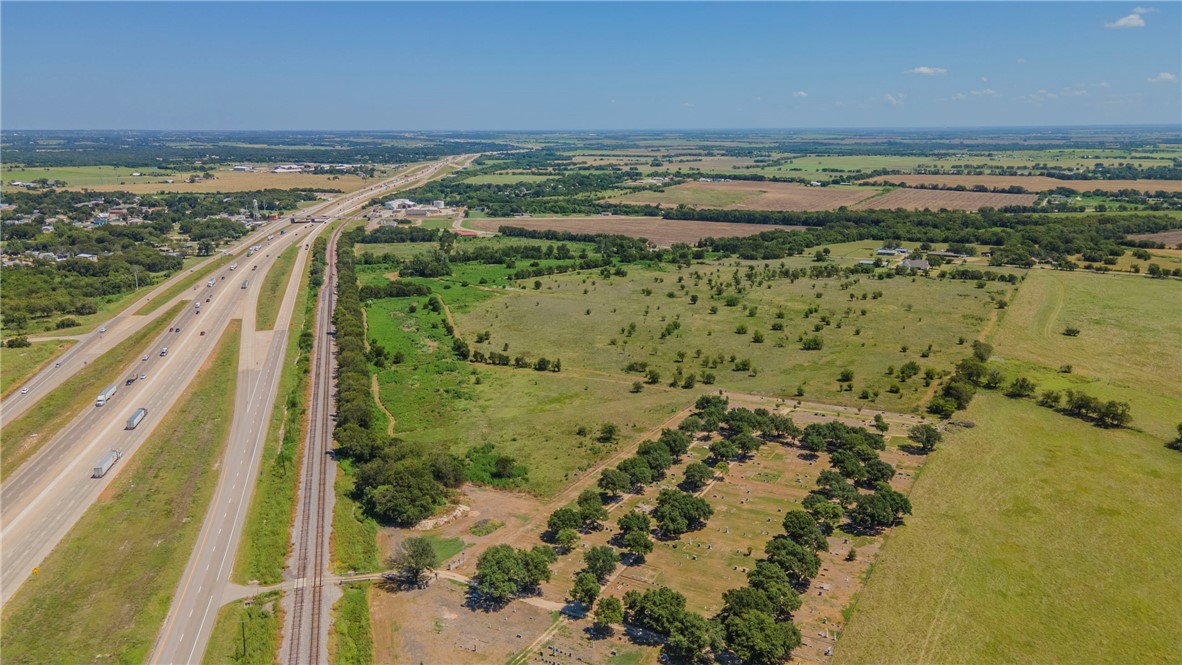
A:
[851, 188, 1037, 211]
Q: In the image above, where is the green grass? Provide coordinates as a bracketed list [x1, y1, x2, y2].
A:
[234, 246, 315, 584]
[834, 394, 1182, 664]
[988, 269, 1182, 439]
[0, 299, 187, 480]
[423, 535, 467, 562]
[366, 292, 691, 497]
[135, 255, 231, 316]
[331, 583, 374, 665]
[333, 461, 381, 574]
[468, 518, 504, 536]
[1, 165, 180, 186]
[0, 339, 75, 397]
[256, 241, 299, 330]
[0, 321, 241, 664]
[200, 591, 284, 665]
[610, 185, 754, 208]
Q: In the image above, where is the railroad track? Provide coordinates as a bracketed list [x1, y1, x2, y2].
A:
[285, 221, 346, 665]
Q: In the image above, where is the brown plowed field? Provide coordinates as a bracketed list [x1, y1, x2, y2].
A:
[851, 188, 1038, 211]
[1128, 230, 1182, 247]
[607, 180, 876, 211]
[466, 215, 798, 247]
[867, 174, 1182, 194]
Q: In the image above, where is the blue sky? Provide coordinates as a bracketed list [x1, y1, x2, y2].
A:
[2, 2, 1178, 130]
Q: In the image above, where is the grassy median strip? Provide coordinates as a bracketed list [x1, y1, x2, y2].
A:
[330, 583, 374, 665]
[256, 241, 300, 331]
[0, 339, 76, 397]
[0, 299, 186, 480]
[200, 590, 284, 665]
[233, 245, 315, 584]
[0, 321, 241, 664]
[135, 255, 230, 316]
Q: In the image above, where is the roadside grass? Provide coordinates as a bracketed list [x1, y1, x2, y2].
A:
[0, 299, 186, 480]
[330, 583, 374, 665]
[452, 259, 1012, 413]
[0, 321, 241, 664]
[135, 254, 231, 315]
[255, 242, 300, 330]
[200, 591, 284, 665]
[834, 394, 1182, 664]
[333, 461, 380, 574]
[0, 339, 75, 397]
[233, 246, 314, 584]
[366, 293, 690, 497]
[988, 269, 1182, 439]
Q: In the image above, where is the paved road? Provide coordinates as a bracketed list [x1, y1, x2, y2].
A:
[148, 155, 468, 664]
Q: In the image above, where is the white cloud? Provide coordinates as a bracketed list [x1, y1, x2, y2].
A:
[951, 92, 968, 101]
[1148, 72, 1178, 83]
[981, 76, 989, 82]
[883, 93, 905, 107]
[792, 91, 808, 98]
[1016, 58, 1026, 64]
[681, 102, 694, 108]
[1105, 12, 1146, 28]
[971, 88, 996, 96]
[1132, 7, 1157, 14]
[905, 66, 947, 76]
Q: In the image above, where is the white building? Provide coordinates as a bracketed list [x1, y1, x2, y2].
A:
[272, 164, 302, 173]
[384, 198, 416, 210]
[232, 165, 255, 172]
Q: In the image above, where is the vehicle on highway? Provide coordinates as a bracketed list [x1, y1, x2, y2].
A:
[175, 327, 181, 333]
[126, 407, 147, 430]
[229, 262, 238, 271]
[20, 387, 29, 395]
[125, 377, 137, 386]
[252, 265, 257, 271]
[99, 327, 107, 333]
[92, 449, 121, 478]
[241, 280, 249, 289]
[160, 347, 168, 356]
[195, 302, 200, 309]
[207, 278, 216, 287]
[96, 384, 117, 407]
[200, 331, 206, 336]
[55, 362, 61, 368]
[142, 355, 149, 361]
[169, 327, 174, 332]
[206, 297, 211, 302]
[139, 373, 147, 380]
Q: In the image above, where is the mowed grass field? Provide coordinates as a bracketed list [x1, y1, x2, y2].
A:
[834, 394, 1182, 664]
[0, 321, 241, 665]
[256, 241, 299, 330]
[0, 165, 372, 193]
[606, 180, 877, 211]
[0, 339, 75, 397]
[463, 173, 559, 185]
[988, 269, 1182, 440]
[452, 259, 1014, 413]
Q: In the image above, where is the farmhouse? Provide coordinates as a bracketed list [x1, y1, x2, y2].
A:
[901, 258, 931, 271]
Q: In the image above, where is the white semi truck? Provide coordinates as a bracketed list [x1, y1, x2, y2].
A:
[93, 449, 121, 478]
[96, 384, 117, 407]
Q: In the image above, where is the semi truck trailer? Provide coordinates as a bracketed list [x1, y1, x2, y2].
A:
[96, 384, 117, 407]
[93, 450, 121, 478]
[126, 407, 147, 430]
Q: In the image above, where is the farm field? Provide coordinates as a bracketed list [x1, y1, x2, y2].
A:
[605, 180, 877, 211]
[0, 322, 241, 665]
[463, 173, 559, 185]
[15, 167, 373, 194]
[866, 174, 1182, 193]
[1129, 229, 1182, 247]
[850, 188, 1037, 211]
[834, 394, 1182, 664]
[987, 268, 1182, 440]
[465, 215, 799, 247]
[452, 260, 1014, 413]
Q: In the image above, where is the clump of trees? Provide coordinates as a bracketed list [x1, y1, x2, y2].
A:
[473, 544, 556, 604]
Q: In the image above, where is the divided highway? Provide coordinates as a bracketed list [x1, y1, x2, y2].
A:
[148, 155, 468, 664]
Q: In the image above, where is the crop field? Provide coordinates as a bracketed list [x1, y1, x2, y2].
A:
[0, 322, 241, 665]
[606, 180, 878, 211]
[463, 173, 560, 185]
[1129, 229, 1182, 247]
[24, 167, 372, 194]
[866, 174, 1182, 194]
[465, 216, 798, 247]
[452, 259, 1014, 413]
[850, 188, 1037, 211]
[987, 269, 1182, 440]
[834, 394, 1182, 664]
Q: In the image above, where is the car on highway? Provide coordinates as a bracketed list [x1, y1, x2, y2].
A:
[200, 331, 206, 336]
[125, 377, 137, 386]
[160, 348, 168, 356]
[142, 355, 149, 361]
[20, 387, 29, 394]
[99, 327, 107, 333]
[55, 362, 61, 368]
[139, 373, 147, 380]
[175, 327, 181, 333]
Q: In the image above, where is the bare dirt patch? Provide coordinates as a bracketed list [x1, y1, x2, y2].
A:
[466, 216, 799, 248]
[1128, 229, 1182, 247]
[608, 180, 875, 211]
[851, 188, 1037, 211]
[868, 174, 1182, 193]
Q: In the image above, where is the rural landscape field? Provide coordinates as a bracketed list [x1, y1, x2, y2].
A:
[1, 2, 1179, 665]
